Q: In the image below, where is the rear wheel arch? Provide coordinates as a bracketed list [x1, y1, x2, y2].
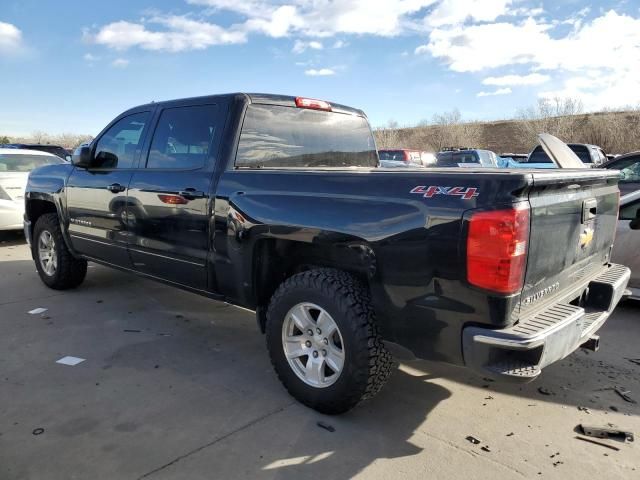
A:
[252, 237, 377, 332]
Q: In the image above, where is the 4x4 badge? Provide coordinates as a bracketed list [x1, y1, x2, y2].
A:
[411, 185, 479, 200]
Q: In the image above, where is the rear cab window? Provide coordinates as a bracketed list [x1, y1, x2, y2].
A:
[146, 105, 219, 169]
[235, 104, 377, 168]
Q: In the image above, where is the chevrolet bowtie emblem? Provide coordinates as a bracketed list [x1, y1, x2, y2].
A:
[579, 227, 594, 248]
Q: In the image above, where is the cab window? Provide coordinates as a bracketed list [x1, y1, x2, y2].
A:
[93, 112, 150, 169]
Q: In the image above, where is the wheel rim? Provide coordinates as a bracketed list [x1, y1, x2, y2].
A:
[282, 302, 345, 388]
[38, 230, 57, 277]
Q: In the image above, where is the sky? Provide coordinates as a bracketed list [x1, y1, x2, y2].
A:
[1, 0, 640, 136]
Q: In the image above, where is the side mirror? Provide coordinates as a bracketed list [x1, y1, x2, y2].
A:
[72, 146, 92, 168]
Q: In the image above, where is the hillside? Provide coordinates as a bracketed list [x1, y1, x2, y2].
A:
[378, 110, 640, 155]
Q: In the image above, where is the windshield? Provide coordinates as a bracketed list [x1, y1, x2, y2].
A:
[0, 153, 63, 172]
[236, 104, 377, 168]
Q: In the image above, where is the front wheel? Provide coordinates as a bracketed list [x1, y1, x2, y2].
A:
[33, 213, 87, 290]
[266, 269, 393, 414]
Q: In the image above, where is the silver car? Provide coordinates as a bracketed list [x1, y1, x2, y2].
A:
[612, 190, 640, 300]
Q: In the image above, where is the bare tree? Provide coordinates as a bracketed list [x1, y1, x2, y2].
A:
[516, 97, 584, 144]
[373, 120, 401, 149]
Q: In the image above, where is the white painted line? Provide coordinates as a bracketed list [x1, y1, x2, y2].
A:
[28, 308, 48, 315]
[56, 356, 86, 366]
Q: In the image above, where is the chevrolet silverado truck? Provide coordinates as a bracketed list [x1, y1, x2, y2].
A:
[24, 93, 630, 414]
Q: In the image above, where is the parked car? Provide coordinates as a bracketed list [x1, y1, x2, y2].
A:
[0, 148, 64, 231]
[1, 143, 71, 161]
[436, 148, 499, 167]
[521, 143, 607, 168]
[24, 93, 629, 414]
[378, 148, 430, 166]
[611, 190, 640, 300]
[602, 151, 640, 195]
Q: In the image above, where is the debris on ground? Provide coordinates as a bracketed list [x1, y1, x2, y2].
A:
[575, 436, 621, 451]
[537, 386, 554, 396]
[32, 428, 44, 435]
[625, 358, 640, 366]
[28, 308, 47, 315]
[123, 329, 141, 333]
[612, 387, 636, 404]
[466, 435, 481, 445]
[96, 300, 103, 304]
[577, 424, 634, 442]
[55, 356, 85, 366]
[550, 452, 560, 458]
[610, 406, 619, 412]
[316, 421, 335, 432]
[506, 432, 515, 437]
[578, 406, 591, 414]
[481, 446, 491, 452]
[484, 396, 494, 400]
[157, 333, 172, 337]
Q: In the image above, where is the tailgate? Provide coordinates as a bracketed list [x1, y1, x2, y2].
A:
[520, 169, 620, 314]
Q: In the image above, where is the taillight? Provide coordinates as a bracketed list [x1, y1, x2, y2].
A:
[295, 97, 332, 111]
[403, 151, 410, 162]
[467, 205, 530, 294]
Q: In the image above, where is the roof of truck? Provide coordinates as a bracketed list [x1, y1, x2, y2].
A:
[126, 93, 366, 117]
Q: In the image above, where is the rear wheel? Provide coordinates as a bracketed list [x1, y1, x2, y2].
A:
[266, 269, 393, 414]
[33, 213, 87, 290]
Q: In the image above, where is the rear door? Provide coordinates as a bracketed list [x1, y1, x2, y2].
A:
[126, 101, 225, 289]
[66, 111, 152, 266]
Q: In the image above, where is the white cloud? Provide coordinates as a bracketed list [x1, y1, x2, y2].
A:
[426, 0, 514, 27]
[477, 87, 512, 97]
[0, 21, 23, 54]
[332, 40, 346, 49]
[292, 39, 323, 54]
[482, 73, 549, 86]
[111, 58, 130, 68]
[423, 10, 640, 109]
[93, 17, 247, 52]
[83, 53, 99, 62]
[305, 68, 335, 76]
[91, 1, 441, 53]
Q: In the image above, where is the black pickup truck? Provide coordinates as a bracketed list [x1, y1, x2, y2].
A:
[24, 93, 630, 414]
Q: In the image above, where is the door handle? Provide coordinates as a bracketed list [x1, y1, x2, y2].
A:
[107, 183, 126, 193]
[178, 188, 206, 199]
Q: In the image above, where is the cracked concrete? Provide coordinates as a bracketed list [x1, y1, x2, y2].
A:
[0, 234, 638, 479]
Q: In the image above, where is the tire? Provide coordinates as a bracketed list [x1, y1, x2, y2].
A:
[33, 213, 87, 290]
[266, 268, 393, 414]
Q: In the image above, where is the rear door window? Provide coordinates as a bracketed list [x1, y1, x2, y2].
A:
[146, 105, 219, 169]
[236, 104, 377, 168]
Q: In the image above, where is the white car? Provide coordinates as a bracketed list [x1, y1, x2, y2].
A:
[0, 148, 64, 231]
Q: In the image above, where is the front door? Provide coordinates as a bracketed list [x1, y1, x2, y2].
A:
[126, 102, 224, 289]
[66, 111, 151, 267]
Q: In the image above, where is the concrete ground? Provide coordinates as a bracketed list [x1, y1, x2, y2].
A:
[0, 230, 638, 480]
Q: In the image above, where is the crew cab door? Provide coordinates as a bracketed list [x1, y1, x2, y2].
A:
[66, 111, 151, 266]
[126, 102, 224, 289]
